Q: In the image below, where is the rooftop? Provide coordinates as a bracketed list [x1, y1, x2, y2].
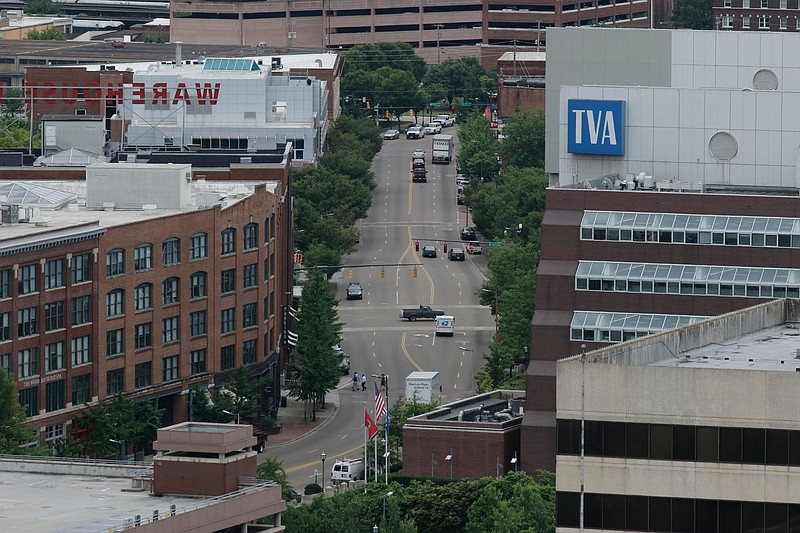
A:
[407, 390, 525, 424]
[556, 174, 800, 197]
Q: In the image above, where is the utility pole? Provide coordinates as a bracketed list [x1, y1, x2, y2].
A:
[536, 22, 541, 52]
[513, 39, 517, 79]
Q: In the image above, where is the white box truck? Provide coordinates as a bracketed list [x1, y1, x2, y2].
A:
[431, 134, 453, 164]
[405, 371, 440, 403]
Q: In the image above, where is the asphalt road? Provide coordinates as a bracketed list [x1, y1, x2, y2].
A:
[273, 130, 494, 490]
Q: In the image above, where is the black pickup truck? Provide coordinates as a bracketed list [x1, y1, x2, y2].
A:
[400, 305, 445, 321]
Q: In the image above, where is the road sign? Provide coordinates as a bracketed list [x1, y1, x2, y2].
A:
[488, 242, 502, 248]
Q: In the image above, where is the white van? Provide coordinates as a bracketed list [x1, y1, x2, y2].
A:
[331, 458, 365, 483]
[435, 315, 455, 336]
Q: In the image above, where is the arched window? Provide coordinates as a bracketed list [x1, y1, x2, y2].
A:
[244, 223, 258, 250]
[134, 243, 152, 271]
[190, 232, 207, 259]
[106, 248, 125, 277]
[162, 277, 180, 305]
[163, 237, 180, 266]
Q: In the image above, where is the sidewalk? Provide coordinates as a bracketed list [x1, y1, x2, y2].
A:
[265, 386, 341, 447]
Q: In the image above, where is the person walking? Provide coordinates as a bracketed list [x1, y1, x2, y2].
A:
[353, 371, 359, 391]
[361, 373, 367, 391]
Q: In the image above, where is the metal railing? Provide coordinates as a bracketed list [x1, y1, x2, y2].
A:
[0, 453, 150, 468]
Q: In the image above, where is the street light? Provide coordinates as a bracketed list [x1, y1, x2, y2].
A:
[109, 439, 125, 461]
[382, 491, 394, 523]
[222, 410, 240, 424]
[444, 450, 454, 478]
[431, 454, 438, 477]
[511, 453, 519, 472]
[481, 288, 499, 343]
[320, 452, 326, 488]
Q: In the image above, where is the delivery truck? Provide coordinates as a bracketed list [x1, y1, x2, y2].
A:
[431, 134, 453, 164]
[405, 371, 441, 403]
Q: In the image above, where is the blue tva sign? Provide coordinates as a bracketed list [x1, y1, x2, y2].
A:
[567, 99, 625, 155]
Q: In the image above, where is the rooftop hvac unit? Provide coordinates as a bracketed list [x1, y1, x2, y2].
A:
[0, 204, 18, 224]
[271, 57, 282, 70]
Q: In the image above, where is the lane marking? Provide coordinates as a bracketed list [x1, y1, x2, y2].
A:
[400, 331, 424, 372]
[285, 444, 364, 474]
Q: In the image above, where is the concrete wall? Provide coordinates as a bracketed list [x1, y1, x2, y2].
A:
[154, 453, 257, 496]
[0, 456, 147, 478]
[86, 163, 192, 209]
[42, 118, 105, 156]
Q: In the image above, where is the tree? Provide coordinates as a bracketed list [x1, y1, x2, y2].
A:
[671, 0, 713, 30]
[287, 270, 342, 420]
[457, 113, 500, 182]
[257, 457, 294, 500]
[342, 42, 427, 82]
[423, 58, 495, 104]
[0, 370, 40, 453]
[73, 396, 163, 458]
[0, 116, 40, 149]
[500, 107, 545, 169]
[25, 0, 61, 15]
[25, 28, 66, 40]
[1, 89, 24, 117]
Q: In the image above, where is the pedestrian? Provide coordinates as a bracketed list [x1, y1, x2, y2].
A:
[361, 373, 367, 391]
[353, 371, 359, 391]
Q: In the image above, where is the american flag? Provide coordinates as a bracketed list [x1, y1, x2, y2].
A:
[374, 381, 387, 420]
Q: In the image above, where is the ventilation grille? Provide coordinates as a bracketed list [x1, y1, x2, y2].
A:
[709, 132, 738, 161]
[753, 69, 779, 90]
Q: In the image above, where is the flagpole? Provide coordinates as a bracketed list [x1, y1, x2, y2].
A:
[364, 402, 368, 482]
[374, 429, 378, 483]
[384, 423, 389, 485]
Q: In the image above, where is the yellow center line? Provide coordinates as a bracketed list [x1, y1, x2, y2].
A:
[284, 444, 365, 474]
[401, 331, 424, 372]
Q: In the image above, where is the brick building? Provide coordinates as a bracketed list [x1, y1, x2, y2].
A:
[1, 160, 292, 445]
[714, 0, 800, 31]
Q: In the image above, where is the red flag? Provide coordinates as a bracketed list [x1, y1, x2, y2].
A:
[365, 408, 379, 440]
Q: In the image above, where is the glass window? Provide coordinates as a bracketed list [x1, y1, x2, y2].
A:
[270, 214, 276, 241]
[221, 308, 235, 334]
[72, 374, 91, 405]
[162, 316, 179, 344]
[19, 386, 38, 417]
[243, 303, 257, 328]
[221, 345, 235, 370]
[190, 310, 207, 337]
[243, 263, 257, 288]
[45, 422, 66, 443]
[72, 295, 91, 325]
[162, 277, 180, 305]
[603, 422, 625, 457]
[190, 232, 207, 259]
[720, 427, 743, 462]
[557, 418, 580, 455]
[45, 342, 64, 372]
[106, 248, 124, 277]
[135, 283, 152, 311]
[0, 269, 11, 298]
[743, 428, 766, 464]
[106, 289, 124, 317]
[162, 237, 180, 266]
[71, 335, 91, 366]
[45, 258, 65, 289]
[243, 339, 257, 364]
[18, 306, 38, 337]
[135, 322, 152, 350]
[106, 329, 124, 357]
[767, 429, 789, 465]
[221, 269, 236, 293]
[0, 312, 9, 342]
[134, 243, 152, 271]
[163, 355, 179, 382]
[190, 349, 207, 374]
[18, 263, 38, 294]
[72, 253, 92, 284]
[759, 15, 770, 28]
[45, 301, 65, 331]
[107, 368, 124, 395]
[221, 228, 236, 254]
[190, 272, 207, 298]
[743, 15, 750, 28]
[46, 380, 65, 412]
[244, 223, 258, 250]
[135, 362, 152, 388]
[650, 424, 672, 460]
[673, 425, 696, 461]
[627, 423, 649, 459]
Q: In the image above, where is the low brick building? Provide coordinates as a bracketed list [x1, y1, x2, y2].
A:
[402, 390, 525, 478]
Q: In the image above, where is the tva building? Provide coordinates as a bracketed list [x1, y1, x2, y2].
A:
[525, 28, 800, 474]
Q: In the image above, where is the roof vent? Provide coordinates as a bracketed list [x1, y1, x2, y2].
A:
[753, 68, 778, 90]
[709, 131, 738, 161]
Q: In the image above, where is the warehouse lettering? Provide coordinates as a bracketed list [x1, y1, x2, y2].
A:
[0, 82, 222, 106]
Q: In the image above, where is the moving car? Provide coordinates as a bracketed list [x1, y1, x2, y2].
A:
[448, 247, 466, 261]
[435, 315, 455, 336]
[412, 158, 426, 169]
[412, 168, 428, 182]
[406, 126, 425, 139]
[346, 282, 363, 300]
[460, 227, 477, 241]
[412, 149, 425, 160]
[467, 243, 483, 255]
[400, 305, 446, 321]
[422, 245, 437, 258]
[383, 129, 400, 140]
[424, 122, 442, 135]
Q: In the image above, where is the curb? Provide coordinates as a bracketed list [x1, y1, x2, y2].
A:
[265, 401, 340, 450]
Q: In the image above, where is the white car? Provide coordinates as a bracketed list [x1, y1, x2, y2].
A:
[424, 122, 442, 135]
[406, 126, 425, 139]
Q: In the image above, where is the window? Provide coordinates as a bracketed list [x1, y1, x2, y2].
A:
[45, 423, 66, 443]
[45, 342, 64, 372]
[221, 345, 235, 370]
[762, 0, 768, 6]
[46, 380, 65, 412]
[780, 16, 788, 29]
[72, 374, 91, 405]
[134, 243, 152, 271]
[244, 223, 258, 250]
[162, 237, 180, 266]
[264, 216, 271, 242]
[106, 289, 124, 317]
[0, 312, 8, 341]
[190, 349, 207, 374]
[270, 214, 276, 241]
[221, 269, 236, 293]
[106, 329, 124, 357]
[135, 322, 152, 350]
[759, 15, 769, 28]
[190, 272, 207, 298]
[743, 15, 750, 27]
[0, 352, 8, 373]
[135, 283, 152, 311]
[72, 252, 92, 283]
[289, 138, 304, 160]
[72, 295, 91, 325]
[18, 263, 38, 294]
[190, 232, 207, 259]
[221, 228, 236, 254]
[270, 253, 275, 278]
[0, 269, 10, 298]
[135, 362, 152, 388]
[269, 291, 275, 317]
[19, 386, 38, 417]
[162, 277, 180, 305]
[44, 301, 64, 331]
[221, 308, 235, 334]
[722, 14, 733, 27]
[106, 248, 124, 277]
[18, 306, 38, 337]
[163, 355, 179, 382]
[190, 311, 207, 337]
[162, 316, 179, 344]
[781, 0, 787, 7]
[723, 0, 731, 5]
[243, 303, 257, 328]
[243, 264, 257, 288]
[45, 258, 65, 289]
[71, 335, 91, 366]
[243, 339, 257, 364]
[107, 368, 124, 395]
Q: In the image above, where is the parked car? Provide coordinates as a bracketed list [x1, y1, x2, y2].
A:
[456, 175, 469, 186]
[406, 126, 425, 139]
[448, 247, 466, 261]
[346, 282, 363, 300]
[460, 227, 477, 241]
[422, 245, 437, 258]
[457, 192, 465, 205]
[334, 344, 350, 374]
[383, 129, 400, 140]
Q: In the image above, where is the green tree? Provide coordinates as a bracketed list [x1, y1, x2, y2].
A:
[342, 42, 427, 81]
[1, 89, 24, 117]
[287, 270, 342, 420]
[73, 396, 163, 458]
[671, 0, 713, 29]
[0, 370, 40, 453]
[500, 107, 545, 169]
[424, 57, 495, 104]
[25, 0, 61, 15]
[25, 27, 66, 40]
[0, 116, 40, 149]
[325, 114, 383, 160]
[457, 113, 500, 182]
[257, 457, 294, 500]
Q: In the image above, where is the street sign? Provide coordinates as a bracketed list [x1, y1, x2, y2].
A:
[488, 242, 502, 248]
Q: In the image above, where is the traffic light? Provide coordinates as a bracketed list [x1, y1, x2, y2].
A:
[380, 267, 385, 278]
[415, 241, 419, 252]
[366, 100, 371, 109]
[348, 268, 353, 280]
[385, 110, 389, 119]
[293, 251, 303, 266]
[451, 105, 455, 112]
[413, 266, 418, 278]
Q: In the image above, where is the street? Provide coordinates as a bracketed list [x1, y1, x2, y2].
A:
[271, 130, 494, 490]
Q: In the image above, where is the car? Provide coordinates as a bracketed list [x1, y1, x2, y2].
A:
[412, 149, 425, 159]
[423, 122, 442, 135]
[383, 129, 400, 140]
[457, 192, 465, 205]
[467, 243, 483, 255]
[448, 247, 465, 261]
[460, 227, 477, 241]
[346, 282, 363, 300]
[406, 126, 425, 139]
[422, 245, 437, 258]
[412, 158, 426, 169]
[456, 175, 469, 186]
[456, 160, 462, 173]
[334, 344, 350, 374]
[412, 168, 428, 182]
